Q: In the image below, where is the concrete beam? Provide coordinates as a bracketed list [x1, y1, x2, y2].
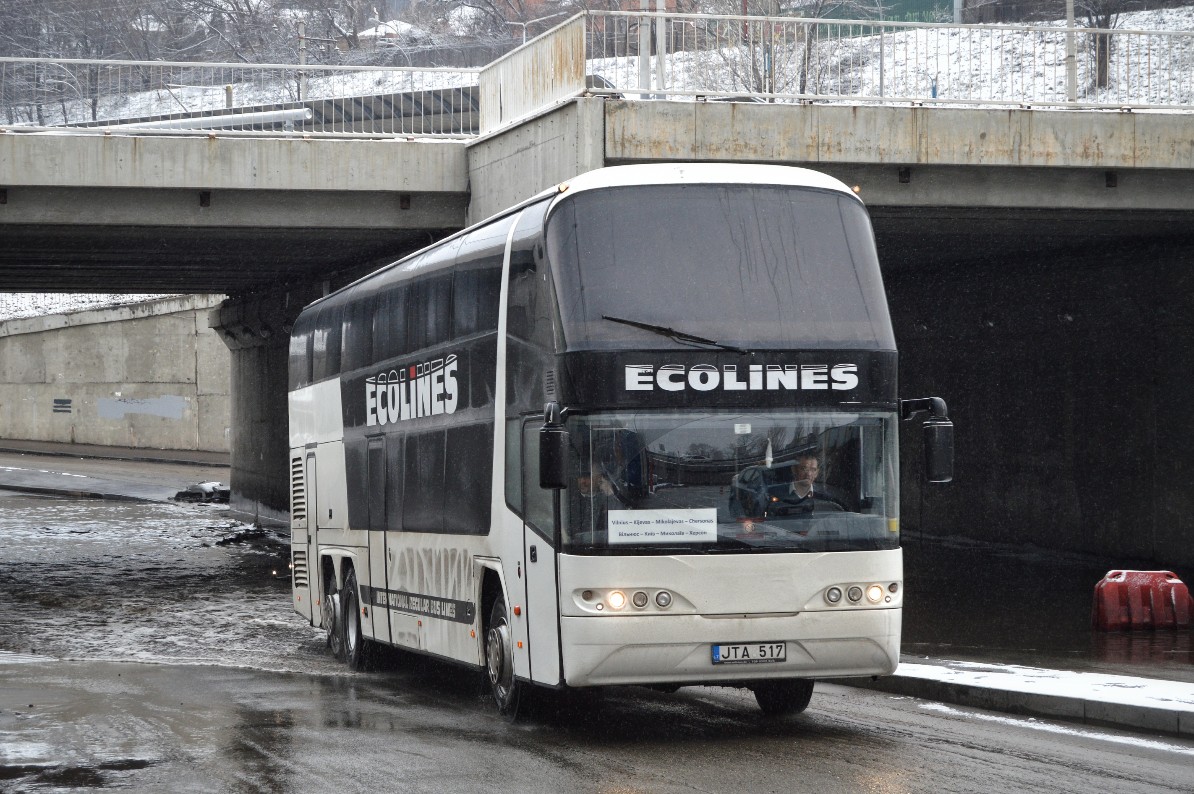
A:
[1, 131, 470, 193]
[0, 186, 467, 229]
[603, 101, 1194, 173]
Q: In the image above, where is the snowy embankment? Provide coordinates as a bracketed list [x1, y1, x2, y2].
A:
[0, 293, 181, 323]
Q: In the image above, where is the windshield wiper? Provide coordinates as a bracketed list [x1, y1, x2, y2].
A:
[601, 315, 751, 355]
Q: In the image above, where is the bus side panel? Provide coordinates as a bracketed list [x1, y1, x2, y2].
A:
[380, 532, 487, 665]
[289, 381, 346, 625]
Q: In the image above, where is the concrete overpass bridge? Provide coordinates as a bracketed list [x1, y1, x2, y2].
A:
[3, 12, 1194, 565]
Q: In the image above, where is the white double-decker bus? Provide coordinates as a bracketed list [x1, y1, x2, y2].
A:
[287, 163, 952, 717]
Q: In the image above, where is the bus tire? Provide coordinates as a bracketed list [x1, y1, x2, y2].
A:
[752, 679, 814, 716]
[342, 569, 374, 672]
[323, 578, 345, 661]
[485, 598, 521, 719]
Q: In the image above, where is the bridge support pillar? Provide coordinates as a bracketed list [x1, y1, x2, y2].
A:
[211, 288, 322, 526]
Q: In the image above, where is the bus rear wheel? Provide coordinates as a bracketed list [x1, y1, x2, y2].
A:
[752, 679, 814, 716]
[323, 579, 345, 661]
[485, 598, 521, 718]
[342, 570, 374, 671]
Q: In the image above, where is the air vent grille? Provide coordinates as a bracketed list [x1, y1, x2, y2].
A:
[290, 456, 306, 522]
[292, 549, 309, 588]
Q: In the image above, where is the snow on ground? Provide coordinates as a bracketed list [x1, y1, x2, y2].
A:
[0, 294, 180, 323]
[900, 659, 1194, 714]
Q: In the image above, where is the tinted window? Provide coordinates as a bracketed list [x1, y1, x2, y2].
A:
[454, 218, 513, 338]
[402, 430, 444, 533]
[288, 312, 315, 390]
[545, 185, 894, 351]
[373, 284, 408, 363]
[312, 304, 342, 382]
[341, 290, 375, 373]
[443, 424, 493, 534]
[407, 274, 453, 351]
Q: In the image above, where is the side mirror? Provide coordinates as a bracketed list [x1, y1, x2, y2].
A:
[901, 397, 954, 484]
[539, 401, 569, 490]
[923, 417, 954, 483]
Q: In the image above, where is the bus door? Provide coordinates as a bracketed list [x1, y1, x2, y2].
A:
[366, 436, 390, 644]
[521, 419, 562, 686]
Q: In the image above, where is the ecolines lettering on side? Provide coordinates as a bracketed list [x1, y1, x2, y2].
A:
[366, 354, 458, 426]
[624, 363, 859, 392]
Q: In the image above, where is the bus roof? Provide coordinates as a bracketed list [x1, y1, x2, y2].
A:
[548, 163, 861, 202]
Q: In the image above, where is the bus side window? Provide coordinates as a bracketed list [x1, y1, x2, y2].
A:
[373, 285, 407, 363]
[454, 219, 511, 338]
[521, 419, 554, 541]
[505, 418, 522, 516]
[342, 294, 374, 373]
[444, 424, 492, 534]
[403, 430, 445, 534]
[312, 304, 342, 382]
[287, 313, 313, 390]
[367, 437, 386, 531]
[386, 434, 404, 532]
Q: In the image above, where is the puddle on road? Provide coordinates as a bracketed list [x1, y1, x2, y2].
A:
[0, 494, 337, 674]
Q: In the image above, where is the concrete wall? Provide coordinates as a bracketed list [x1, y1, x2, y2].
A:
[0, 295, 230, 452]
[466, 98, 605, 223]
[891, 239, 1194, 568]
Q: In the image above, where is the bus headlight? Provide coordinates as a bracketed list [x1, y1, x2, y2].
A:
[632, 591, 649, 608]
[655, 591, 672, 608]
[866, 584, 884, 604]
[608, 591, 627, 610]
[847, 586, 863, 603]
[825, 586, 843, 604]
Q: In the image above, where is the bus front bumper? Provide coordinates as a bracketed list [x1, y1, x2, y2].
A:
[559, 608, 900, 687]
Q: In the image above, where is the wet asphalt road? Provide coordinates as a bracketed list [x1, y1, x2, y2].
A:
[2, 492, 1194, 793]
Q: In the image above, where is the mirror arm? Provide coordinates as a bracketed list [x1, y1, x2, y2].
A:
[900, 396, 949, 422]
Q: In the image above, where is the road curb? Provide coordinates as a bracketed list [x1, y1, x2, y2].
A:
[0, 482, 158, 503]
[828, 673, 1194, 738]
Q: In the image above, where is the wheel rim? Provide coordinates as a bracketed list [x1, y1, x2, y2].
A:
[345, 594, 359, 657]
[324, 593, 339, 641]
[486, 618, 512, 697]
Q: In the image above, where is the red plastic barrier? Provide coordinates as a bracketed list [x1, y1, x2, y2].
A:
[1092, 570, 1193, 631]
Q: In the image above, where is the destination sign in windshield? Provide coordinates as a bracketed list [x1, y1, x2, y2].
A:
[607, 509, 718, 544]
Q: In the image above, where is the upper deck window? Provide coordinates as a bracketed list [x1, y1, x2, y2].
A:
[545, 184, 895, 351]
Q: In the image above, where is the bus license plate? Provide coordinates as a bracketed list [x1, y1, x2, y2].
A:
[711, 642, 786, 665]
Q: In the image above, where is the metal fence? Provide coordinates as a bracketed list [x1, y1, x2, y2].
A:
[583, 12, 1194, 109]
[3, 13, 1192, 137]
[0, 57, 480, 135]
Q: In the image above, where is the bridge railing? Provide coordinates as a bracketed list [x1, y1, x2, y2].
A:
[579, 12, 1194, 109]
[0, 57, 480, 135]
[477, 9, 1193, 131]
[4, 13, 1192, 137]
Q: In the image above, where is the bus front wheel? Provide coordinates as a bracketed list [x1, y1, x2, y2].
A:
[752, 679, 814, 716]
[485, 599, 521, 718]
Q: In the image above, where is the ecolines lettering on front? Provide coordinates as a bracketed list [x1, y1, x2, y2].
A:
[624, 363, 859, 392]
[366, 354, 459, 426]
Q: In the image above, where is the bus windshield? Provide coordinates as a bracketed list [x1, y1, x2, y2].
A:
[562, 410, 899, 554]
[546, 184, 894, 351]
